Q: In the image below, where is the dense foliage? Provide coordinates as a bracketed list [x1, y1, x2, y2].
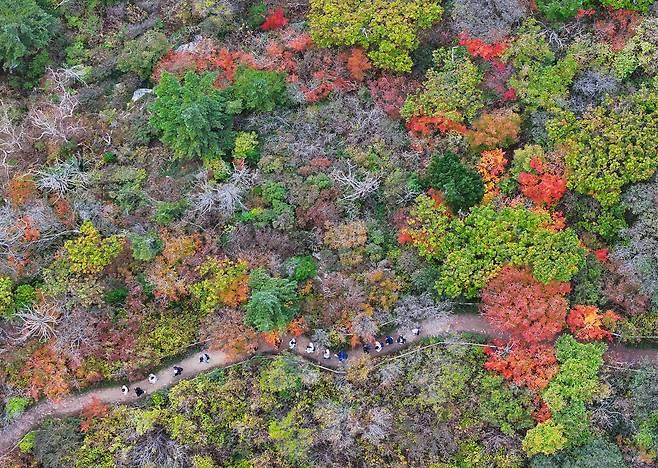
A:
[1, 0, 658, 466]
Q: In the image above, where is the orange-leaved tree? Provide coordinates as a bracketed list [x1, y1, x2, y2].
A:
[481, 266, 571, 343]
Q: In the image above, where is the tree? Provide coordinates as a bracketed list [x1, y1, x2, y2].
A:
[244, 269, 298, 332]
[519, 157, 567, 207]
[423, 152, 484, 213]
[0, 0, 54, 71]
[200, 307, 258, 358]
[309, 0, 443, 72]
[484, 342, 559, 392]
[467, 109, 521, 150]
[232, 66, 287, 112]
[149, 71, 236, 161]
[402, 195, 586, 298]
[481, 267, 570, 343]
[21, 345, 70, 401]
[566, 305, 619, 342]
[347, 48, 372, 81]
[530, 438, 627, 468]
[523, 420, 568, 457]
[117, 30, 171, 81]
[260, 7, 289, 31]
[64, 221, 124, 275]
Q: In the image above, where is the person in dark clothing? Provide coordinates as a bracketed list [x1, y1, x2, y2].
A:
[363, 343, 371, 354]
[135, 387, 145, 397]
[385, 336, 394, 345]
[397, 335, 406, 345]
[337, 351, 348, 362]
[199, 353, 210, 363]
[173, 366, 183, 376]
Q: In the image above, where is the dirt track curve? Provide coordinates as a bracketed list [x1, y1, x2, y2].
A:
[1, 314, 656, 456]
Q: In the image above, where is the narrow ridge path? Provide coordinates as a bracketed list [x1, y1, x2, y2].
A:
[1, 314, 655, 456]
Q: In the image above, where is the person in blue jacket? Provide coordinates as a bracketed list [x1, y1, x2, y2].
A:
[336, 350, 348, 362]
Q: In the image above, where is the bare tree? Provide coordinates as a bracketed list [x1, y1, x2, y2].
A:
[28, 67, 85, 143]
[11, 304, 59, 343]
[189, 167, 258, 218]
[331, 162, 380, 202]
[0, 100, 26, 181]
[33, 159, 90, 198]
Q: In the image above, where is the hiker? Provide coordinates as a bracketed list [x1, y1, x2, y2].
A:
[337, 350, 348, 362]
[397, 335, 406, 345]
[148, 373, 157, 384]
[411, 327, 421, 336]
[134, 387, 144, 397]
[199, 353, 210, 363]
[121, 385, 129, 395]
[323, 349, 331, 359]
[288, 338, 297, 350]
[306, 342, 315, 353]
[385, 336, 394, 346]
[173, 366, 183, 376]
[363, 343, 371, 354]
[374, 341, 383, 352]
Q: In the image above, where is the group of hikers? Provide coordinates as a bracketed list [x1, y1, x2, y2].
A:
[122, 355, 207, 397]
[287, 326, 421, 363]
[124, 328, 421, 396]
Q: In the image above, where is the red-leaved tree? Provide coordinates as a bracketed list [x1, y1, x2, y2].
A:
[484, 340, 559, 392]
[566, 305, 620, 342]
[481, 266, 571, 343]
[261, 8, 289, 31]
[519, 157, 567, 207]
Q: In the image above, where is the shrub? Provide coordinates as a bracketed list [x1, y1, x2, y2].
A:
[129, 231, 164, 262]
[402, 48, 483, 123]
[64, 221, 124, 274]
[149, 71, 236, 161]
[451, 0, 530, 42]
[283, 255, 318, 282]
[536, 0, 583, 21]
[401, 195, 586, 298]
[117, 30, 171, 81]
[232, 66, 287, 112]
[422, 152, 484, 213]
[0, 276, 14, 318]
[153, 199, 189, 225]
[0, 0, 55, 71]
[600, 0, 653, 11]
[233, 131, 260, 164]
[5, 396, 30, 420]
[308, 0, 443, 72]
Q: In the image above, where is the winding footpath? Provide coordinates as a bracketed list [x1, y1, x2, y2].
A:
[1, 314, 656, 456]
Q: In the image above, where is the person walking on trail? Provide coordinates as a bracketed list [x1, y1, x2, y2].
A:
[306, 342, 315, 353]
[288, 338, 297, 350]
[148, 373, 158, 384]
[323, 349, 331, 359]
[363, 343, 371, 354]
[337, 350, 348, 362]
[173, 366, 183, 376]
[374, 341, 383, 352]
[397, 335, 406, 345]
[199, 353, 210, 363]
[121, 385, 129, 395]
[411, 327, 421, 336]
[134, 387, 144, 397]
[385, 336, 394, 346]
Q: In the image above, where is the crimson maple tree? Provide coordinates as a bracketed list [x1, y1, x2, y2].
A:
[484, 340, 559, 392]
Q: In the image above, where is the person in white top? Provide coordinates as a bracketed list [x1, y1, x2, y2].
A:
[374, 341, 383, 352]
[148, 373, 157, 384]
[121, 385, 129, 395]
[305, 342, 315, 353]
[323, 349, 331, 359]
[288, 338, 297, 349]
